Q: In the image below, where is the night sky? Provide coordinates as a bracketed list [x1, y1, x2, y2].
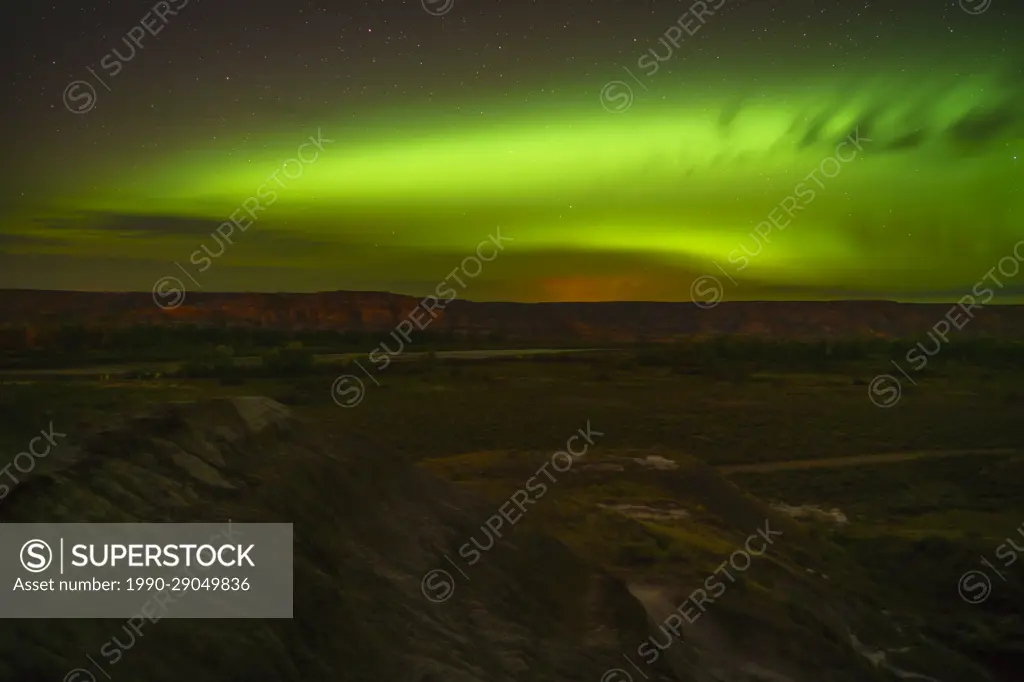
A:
[1, 0, 1022, 303]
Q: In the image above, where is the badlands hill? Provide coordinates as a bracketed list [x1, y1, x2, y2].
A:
[3, 289, 1024, 342]
[0, 397, 998, 681]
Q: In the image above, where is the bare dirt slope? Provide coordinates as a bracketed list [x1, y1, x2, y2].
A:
[0, 397, 662, 682]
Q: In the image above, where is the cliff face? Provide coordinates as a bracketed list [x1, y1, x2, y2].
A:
[2, 290, 1024, 341]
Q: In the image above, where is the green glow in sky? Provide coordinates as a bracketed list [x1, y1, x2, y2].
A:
[7, 59, 1023, 301]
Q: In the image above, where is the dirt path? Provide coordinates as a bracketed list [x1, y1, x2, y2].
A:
[0, 348, 618, 378]
[626, 583, 799, 682]
[718, 448, 1018, 474]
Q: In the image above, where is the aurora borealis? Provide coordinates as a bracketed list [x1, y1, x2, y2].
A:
[2, 0, 1022, 302]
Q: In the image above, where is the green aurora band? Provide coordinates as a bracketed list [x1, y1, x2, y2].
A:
[9, 57, 1024, 301]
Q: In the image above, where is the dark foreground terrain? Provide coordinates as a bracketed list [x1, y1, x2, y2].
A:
[0, 344, 1020, 682]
